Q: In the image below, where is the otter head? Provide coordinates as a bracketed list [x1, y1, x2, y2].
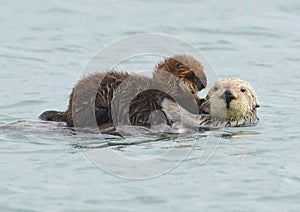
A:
[153, 55, 207, 95]
[204, 78, 259, 121]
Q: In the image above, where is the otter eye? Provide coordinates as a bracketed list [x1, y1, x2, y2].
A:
[241, 87, 246, 92]
[186, 75, 193, 80]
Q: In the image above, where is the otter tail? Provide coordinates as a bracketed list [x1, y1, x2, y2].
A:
[39, 110, 66, 122]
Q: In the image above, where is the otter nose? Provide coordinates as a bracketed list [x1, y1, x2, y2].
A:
[197, 79, 206, 91]
[223, 90, 235, 106]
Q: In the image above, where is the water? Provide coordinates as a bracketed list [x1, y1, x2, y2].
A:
[1, 0, 300, 211]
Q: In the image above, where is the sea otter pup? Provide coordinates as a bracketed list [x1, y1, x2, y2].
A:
[162, 78, 260, 130]
[39, 55, 207, 132]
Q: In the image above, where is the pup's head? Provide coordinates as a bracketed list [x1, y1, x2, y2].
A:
[154, 55, 207, 94]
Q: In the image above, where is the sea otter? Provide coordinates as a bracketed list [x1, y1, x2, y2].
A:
[39, 55, 207, 132]
[162, 78, 260, 131]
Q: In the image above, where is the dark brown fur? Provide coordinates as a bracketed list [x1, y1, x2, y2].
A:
[39, 55, 207, 132]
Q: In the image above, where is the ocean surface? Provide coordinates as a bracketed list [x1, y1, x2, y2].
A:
[0, 0, 300, 211]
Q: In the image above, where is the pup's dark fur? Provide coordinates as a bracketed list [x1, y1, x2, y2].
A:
[39, 55, 207, 132]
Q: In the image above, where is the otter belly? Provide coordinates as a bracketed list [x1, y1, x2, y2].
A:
[0, 120, 74, 136]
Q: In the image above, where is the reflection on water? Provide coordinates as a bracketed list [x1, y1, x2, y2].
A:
[220, 129, 260, 139]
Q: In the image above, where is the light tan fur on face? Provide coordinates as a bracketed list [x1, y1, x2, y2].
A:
[161, 78, 260, 130]
[203, 78, 259, 121]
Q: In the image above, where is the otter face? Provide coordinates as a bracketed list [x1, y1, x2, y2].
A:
[206, 78, 259, 120]
[178, 70, 207, 94]
[154, 55, 207, 95]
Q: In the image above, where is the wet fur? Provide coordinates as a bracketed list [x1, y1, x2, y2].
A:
[39, 55, 207, 132]
[162, 78, 260, 130]
[201, 78, 259, 122]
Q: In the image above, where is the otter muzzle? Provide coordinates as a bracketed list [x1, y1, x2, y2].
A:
[221, 90, 236, 108]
